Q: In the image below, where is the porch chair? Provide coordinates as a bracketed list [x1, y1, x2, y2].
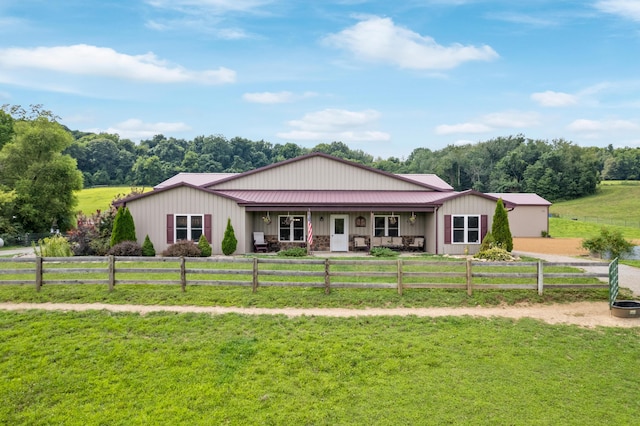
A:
[253, 232, 268, 253]
[408, 237, 424, 251]
[353, 237, 368, 251]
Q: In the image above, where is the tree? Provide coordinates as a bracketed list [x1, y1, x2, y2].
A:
[582, 228, 633, 259]
[491, 198, 513, 252]
[197, 234, 212, 257]
[221, 218, 237, 256]
[0, 113, 83, 232]
[110, 206, 136, 246]
[141, 235, 156, 257]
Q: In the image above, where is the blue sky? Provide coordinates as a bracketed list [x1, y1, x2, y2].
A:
[1, 0, 639, 159]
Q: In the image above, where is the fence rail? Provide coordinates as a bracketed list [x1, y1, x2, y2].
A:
[0, 256, 611, 296]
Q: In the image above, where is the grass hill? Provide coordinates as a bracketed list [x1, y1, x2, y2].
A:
[549, 181, 640, 239]
[75, 186, 150, 216]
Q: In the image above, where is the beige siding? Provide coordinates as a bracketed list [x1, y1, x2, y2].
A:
[125, 186, 246, 254]
[209, 156, 430, 191]
[508, 206, 549, 237]
[437, 195, 497, 255]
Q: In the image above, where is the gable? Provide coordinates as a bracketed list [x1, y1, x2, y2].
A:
[207, 153, 437, 191]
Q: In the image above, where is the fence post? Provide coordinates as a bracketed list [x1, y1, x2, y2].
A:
[252, 257, 258, 293]
[35, 256, 43, 292]
[324, 258, 331, 295]
[397, 259, 403, 296]
[180, 257, 186, 292]
[108, 255, 115, 292]
[537, 260, 544, 295]
[466, 259, 472, 296]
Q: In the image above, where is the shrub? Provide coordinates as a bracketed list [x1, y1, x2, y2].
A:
[110, 206, 136, 247]
[277, 247, 307, 257]
[369, 247, 398, 257]
[107, 241, 142, 256]
[162, 240, 201, 257]
[491, 198, 513, 252]
[33, 234, 73, 257]
[221, 218, 237, 256]
[197, 234, 212, 257]
[141, 235, 156, 257]
[582, 228, 634, 259]
[479, 232, 495, 252]
[67, 209, 116, 256]
[475, 247, 516, 261]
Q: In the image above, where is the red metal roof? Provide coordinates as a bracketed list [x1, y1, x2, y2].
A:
[487, 193, 551, 206]
[215, 190, 454, 207]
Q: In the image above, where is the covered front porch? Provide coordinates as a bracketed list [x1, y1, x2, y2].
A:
[248, 209, 434, 253]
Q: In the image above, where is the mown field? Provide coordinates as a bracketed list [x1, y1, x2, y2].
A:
[550, 181, 640, 238]
[74, 186, 150, 216]
[1, 310, 639, 425]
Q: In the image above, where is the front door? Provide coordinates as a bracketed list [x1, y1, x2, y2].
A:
[330, 214, 349, 252]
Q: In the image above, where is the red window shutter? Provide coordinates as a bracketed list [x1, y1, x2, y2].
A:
[444, 215, 451, 244]
[166, 214, 174, 244]
[204, 214, 212, 243]
[481, 215, 488, 242]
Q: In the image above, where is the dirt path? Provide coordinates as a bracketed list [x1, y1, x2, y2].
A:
[1, 301, 639, 328]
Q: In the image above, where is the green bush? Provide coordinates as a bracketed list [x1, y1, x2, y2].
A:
[33, 234, 73, 257]
[582, 227, 634, 259]
[221, 218, 237, 256]
[369, 247, 398, 257]
[474, 246, 516, 261]
[110, 206, 136, 247]
[108, 241, 143, 256]
[162, 240, 201, 257]
[197, 234, 212, 257]
[491, 198, 513, 252]
[141, 235, 156, 257]
[277, 247, 307, 257]
[479, 232, 494, 252]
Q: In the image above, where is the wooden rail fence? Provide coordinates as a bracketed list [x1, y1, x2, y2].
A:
[0, 256, 611, 295]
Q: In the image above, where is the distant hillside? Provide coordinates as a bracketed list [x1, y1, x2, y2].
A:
[75, 187, 151, 216]
[550, 181, 640, 226]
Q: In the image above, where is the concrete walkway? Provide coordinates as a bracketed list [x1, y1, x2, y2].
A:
[514, 251, 639, 297]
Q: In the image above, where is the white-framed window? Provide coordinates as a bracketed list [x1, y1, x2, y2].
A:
[452, 215, 480, 244]
[175, 214, 203, 241]
[279, 215, 305, 242]
[374, 215, 399, 237]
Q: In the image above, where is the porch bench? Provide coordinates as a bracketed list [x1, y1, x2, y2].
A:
[371, 236, 404, 250]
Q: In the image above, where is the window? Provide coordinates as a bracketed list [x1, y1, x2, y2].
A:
[279, 215, 305, 242]
[452, 215, 480, 243]
[175, 214, 203, 241]
[374, 215, 399, 237]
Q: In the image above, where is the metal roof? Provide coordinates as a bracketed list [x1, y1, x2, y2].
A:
[396, 174, 454, 191]
[154, 173, 237, 189]
[487, 193, 552, 206]
[215, 190, 455, 209]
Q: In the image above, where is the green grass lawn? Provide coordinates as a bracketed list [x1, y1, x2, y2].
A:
[1, 310, 638, 425]
[75, 186, 150, 215]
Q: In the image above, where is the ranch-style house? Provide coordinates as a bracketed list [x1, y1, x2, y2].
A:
[114, 152, 550, 255]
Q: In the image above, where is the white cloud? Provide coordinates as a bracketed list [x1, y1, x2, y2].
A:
[243, 91, 294, 103]
[243, 91, 317, 104]
[435, 122, 492, 135]
[567, 118, 639, 132]
[277, 108, 390, 142]
[482, 111, 541, 128]
[323, 16, 498, 70]
[146, 0, 273, 13]
[436, 111, 540, 135]
[0, 44, 236, 85]
[595, 0, 640, 22]
[146, 18, 253, 39]
[92, 119, 192, 140]
[531, 90, 579, 107]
